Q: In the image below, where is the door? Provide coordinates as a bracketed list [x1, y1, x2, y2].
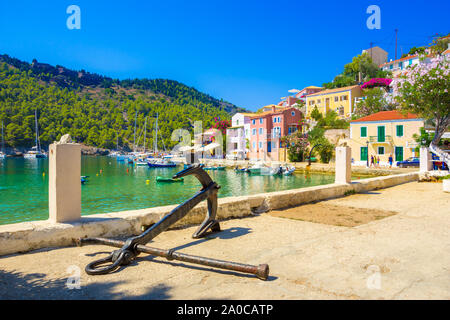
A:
[377, 126, 385, 142]
[360, 147, 368, 161]
[395, 147, 403, 162]
[267, 141, 271, 153]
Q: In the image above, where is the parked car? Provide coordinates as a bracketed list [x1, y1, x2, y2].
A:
[396, 157, 419, 168]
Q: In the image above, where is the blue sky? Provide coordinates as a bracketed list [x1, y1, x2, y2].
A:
[0, 0, 449, 111]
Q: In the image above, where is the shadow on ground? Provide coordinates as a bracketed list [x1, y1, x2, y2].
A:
[0, 269, 172, 300]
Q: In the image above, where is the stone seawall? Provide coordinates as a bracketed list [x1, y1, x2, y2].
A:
[0, 172, 419, 256]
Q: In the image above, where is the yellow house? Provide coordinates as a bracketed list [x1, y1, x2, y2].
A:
[345, 111, 424, 166]
[305, 85, 363, 119]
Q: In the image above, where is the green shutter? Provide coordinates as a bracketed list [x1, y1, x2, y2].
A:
[395, 147, 403, 161]
[378, 126, 385, 142]
[396, 125, 403, 137]
[360, 127, 367, 137]
[360, 147, 368, 161]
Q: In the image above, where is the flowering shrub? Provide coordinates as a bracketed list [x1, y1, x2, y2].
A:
[360, 78, 392, 89]
[210, 117, 231, 135]
[281, 132, 309, 162]
[391, 54, 449, 144]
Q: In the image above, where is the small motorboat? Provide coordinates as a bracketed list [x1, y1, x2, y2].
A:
[81, 175, 89, 184]
[234, 166, 249, 173]
[156, 176, 184, 183]
[203, 166, 226, 171]
[282, 166, 296, 176]
[148, 158, 177, 168]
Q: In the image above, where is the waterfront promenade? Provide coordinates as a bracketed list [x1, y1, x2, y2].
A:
[0, 181, 448, 299]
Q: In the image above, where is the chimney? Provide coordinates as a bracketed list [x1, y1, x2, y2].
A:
[272, 105, 276, 112]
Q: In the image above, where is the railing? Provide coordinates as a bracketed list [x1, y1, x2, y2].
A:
[430, 143, 450, 167]
[369, 135, 393, 143]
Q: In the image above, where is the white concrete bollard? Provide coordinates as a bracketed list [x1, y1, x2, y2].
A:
[335, 146, 352, 184]
[420, 147, 432, 172]
[48, 142, 81, 223]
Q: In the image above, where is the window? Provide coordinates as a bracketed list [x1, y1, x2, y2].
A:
[252, 128, 256, 135]
[259, 118, 263, 124]
[343, 95, 348, 100]
[259, 142, 262, 149]
[278, 116, 281, 123]
[334, 96, 339, 102]
[317, 99, 321, 103]
[236, 119, 239, 126]
[291, 111, 295, 116]
[325, 98, 330, 104]
[288, 127, 291, 134]
[252, 119, 255, 125]
[361, 147, 368, 161]
[253, 142, 256, 150]
[311, 100, 315, 105]
[377, 126, 385, 142]
[396, 125, 403, 137]
[390, 64, 393, 70]
[360, 126, 367, 137]
[259, 128, 263, 135]
[399, 62, 403, 70]
[378, 146, 385, 155]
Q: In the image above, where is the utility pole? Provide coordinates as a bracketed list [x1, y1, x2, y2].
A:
[395, 29, 398, 60]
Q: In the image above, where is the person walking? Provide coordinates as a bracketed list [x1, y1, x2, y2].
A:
[377, 156, 381, 168]
[370, 155, 375, 167]
[388, 154, 393, 168]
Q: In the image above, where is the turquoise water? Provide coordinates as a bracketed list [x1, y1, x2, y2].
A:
[0, 156, 361, 225]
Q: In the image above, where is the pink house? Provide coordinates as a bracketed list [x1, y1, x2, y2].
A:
[248, 106, 302, 161]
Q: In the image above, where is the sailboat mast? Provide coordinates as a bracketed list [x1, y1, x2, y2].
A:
[34, 109, 40, 152]
[133, 112, 137, 152]
[143, 117, 147, 153]
[1, 121, 4, 153]
[155, 113, 158, 153]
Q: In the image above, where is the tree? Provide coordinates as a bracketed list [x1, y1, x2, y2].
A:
[281, 131, 309, 162]
[391, 54, 450, 145]
[354, 87, 393, 118]
[323, 52, 388, 89]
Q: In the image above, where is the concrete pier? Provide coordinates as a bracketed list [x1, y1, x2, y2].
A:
[420, 147, 432, 172]
[335, 146, 352, 184]
[48, 142, 81, 223]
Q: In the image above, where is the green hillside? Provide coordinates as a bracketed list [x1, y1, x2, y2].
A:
[0, 54, 245, 151]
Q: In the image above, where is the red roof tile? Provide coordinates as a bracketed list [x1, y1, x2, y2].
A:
[350, 110, 420, 123]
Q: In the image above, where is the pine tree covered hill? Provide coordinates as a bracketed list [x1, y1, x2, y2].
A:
[0, 54, 246, 151]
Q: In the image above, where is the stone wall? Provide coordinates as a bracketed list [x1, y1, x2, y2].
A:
[0, 172, 419, 256]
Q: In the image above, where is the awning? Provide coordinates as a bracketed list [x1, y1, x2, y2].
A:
[197, 142, 220, 152]
[178, 146, 197, 152]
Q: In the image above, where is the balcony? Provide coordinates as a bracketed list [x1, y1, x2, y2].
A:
[369, 135, 393, 144]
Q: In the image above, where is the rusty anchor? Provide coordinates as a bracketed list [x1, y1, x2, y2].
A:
[76, 164, 269, 280]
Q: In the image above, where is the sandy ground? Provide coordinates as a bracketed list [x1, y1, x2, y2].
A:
[269, 203, 397, 227]
[0, 181, 449, 300]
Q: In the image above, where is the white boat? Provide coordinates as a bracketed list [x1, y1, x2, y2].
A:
[24, 146, 47, 158]
[0, 121, 5, 159]
[24, 109, 47, 159]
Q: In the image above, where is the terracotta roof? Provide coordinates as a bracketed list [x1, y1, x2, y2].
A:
[305, 85, 360, 97]
[350, 110, 420, 123]
[379, 54, 419, 68]
[250, 106, 297, 118]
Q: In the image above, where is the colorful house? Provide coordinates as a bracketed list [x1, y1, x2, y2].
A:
[305, 85, 363, 119]
[379, 54, 421, 77]
[226, 112, 253, 159]
[345, 110, 424, 167]
[248, 106, 302, 161]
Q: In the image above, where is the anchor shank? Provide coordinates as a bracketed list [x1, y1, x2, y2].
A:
[132, 182, 218, 245]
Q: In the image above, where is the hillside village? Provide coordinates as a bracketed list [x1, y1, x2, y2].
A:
[224, 34, 450, 169]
